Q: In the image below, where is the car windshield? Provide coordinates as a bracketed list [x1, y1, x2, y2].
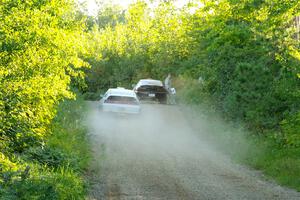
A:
[105, 96, 139, 105]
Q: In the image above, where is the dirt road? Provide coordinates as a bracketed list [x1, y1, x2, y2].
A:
[87, 103, 300, 200]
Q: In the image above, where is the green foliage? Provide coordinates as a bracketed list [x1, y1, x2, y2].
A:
[0, 0, 88, 153]
[24, 146, 67, 168]
[244, 142, 300, 191]
[96, 4, 125, 29]
[82, 91, 102, 101]
[0, 97, 90, 199]
[0, 1, 90, 197]
[48, 96, 90, 172]
[82, 1, 191, 95]
[161, 0, 300, 135]
[280, 112, 300, 148]
[175, 76, 212, 106]
[0, 165, 85, 200]
[1, 0, 298, 195]
[186, 0, 300, 130]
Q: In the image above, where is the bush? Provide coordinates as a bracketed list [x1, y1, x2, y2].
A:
[48, 96, 90, 172]
[280, 112, 300, 148]
[174, 76, 213, 108]
[0, 96, 90, 199]
[24, 147, 67, 168]
[0, 0, 88, 154]
[0, 165, 84, 200]
[82, 91, 102, 101]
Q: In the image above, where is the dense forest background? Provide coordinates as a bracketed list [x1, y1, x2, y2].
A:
[0, 0, 299, 198]
[83, 0, 300, 146]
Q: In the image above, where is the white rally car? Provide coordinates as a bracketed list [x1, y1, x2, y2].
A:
[99, 87, 141, 114]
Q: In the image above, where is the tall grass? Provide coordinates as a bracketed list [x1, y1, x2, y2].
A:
[0, 96, 91, 199]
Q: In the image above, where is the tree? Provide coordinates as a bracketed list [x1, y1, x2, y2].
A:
[0, 0, 88, 152]
[187, 0, 300, 130]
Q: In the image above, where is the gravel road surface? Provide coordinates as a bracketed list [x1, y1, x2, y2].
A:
[86, 102, 300, 200]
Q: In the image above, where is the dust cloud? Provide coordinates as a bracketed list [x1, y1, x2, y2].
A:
[86, 102, 300, 200]
[88, 103, 222, 171]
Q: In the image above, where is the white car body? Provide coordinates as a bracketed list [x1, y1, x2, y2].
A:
[99, 87, 141, 114]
